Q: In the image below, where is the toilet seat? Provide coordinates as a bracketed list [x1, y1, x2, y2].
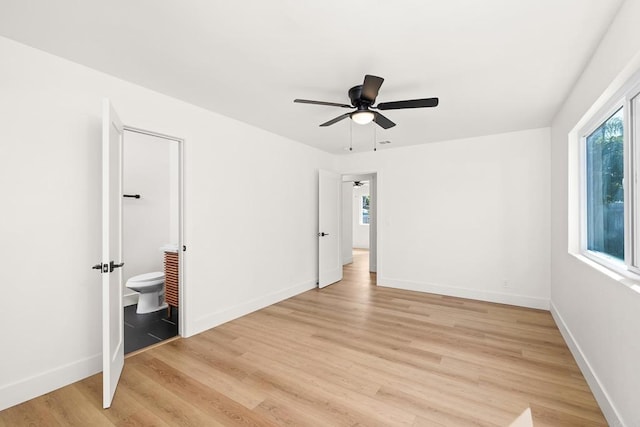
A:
[126, 272, 164, 289]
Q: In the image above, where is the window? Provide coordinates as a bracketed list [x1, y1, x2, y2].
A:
[585, 108, 624, 260]
[579, 74, 640, 275]
[361, 195, 370, 225]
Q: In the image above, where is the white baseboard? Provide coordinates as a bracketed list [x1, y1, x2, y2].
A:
[550, 302, 623, 427]
[187, 280, 316, 337]
[378, 277, 550, 310]
[342, 256, 353, 266]
[0, 353, 101, 411]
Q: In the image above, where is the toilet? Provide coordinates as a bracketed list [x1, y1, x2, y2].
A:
[125, 271, 168, 314]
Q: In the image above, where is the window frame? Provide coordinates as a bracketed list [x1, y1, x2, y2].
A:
[627, 82, 640, 274]
[578, 75, 640, 277]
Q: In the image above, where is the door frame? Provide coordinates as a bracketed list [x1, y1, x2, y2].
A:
[122, 125, 187, 336]
[341, 172, 378, 276]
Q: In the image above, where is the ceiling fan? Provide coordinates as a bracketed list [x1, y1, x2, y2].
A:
[294, 74, 438, 129]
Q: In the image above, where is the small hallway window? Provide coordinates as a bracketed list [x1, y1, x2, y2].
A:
[361, 195, 370, 225]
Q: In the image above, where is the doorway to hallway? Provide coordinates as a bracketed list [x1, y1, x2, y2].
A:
[343, 248, 374, 285]
[341, 173, 377, 275]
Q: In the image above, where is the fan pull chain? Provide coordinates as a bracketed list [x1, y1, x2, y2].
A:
[350, 120, 353, 152]
[373, 122, 377, 152]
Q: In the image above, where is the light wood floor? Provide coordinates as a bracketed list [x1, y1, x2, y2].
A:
[1, 249, 606, 426]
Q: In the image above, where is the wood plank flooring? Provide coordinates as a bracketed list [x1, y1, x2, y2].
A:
[0, 249, 606, 426]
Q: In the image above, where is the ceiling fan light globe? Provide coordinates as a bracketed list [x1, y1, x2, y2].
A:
[351, 110, 375, 125]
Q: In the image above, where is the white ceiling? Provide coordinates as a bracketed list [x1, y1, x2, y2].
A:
[0, 0, 623, 154]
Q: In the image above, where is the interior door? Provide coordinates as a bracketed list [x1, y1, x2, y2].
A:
[318, 169, 342, 288]
[102, 99, 124, 408]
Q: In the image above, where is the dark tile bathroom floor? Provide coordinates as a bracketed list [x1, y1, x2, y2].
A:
[124, 305, 178, 354]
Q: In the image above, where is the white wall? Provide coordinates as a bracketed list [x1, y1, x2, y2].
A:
[122, 131, 176, 298]
[352, 184, 370, 249]
[550, 1, 640, 425]
[337, 128, 551, 310]
[0, 36, 333, 411]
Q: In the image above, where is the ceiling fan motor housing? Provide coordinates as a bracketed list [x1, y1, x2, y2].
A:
[349, 85, 372, 108]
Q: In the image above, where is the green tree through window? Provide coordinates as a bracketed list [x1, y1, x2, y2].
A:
[361, 195, 370, 225]
[586, 108, 624, 259]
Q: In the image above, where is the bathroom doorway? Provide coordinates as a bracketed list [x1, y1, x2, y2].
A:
[121, 127, 183, 354]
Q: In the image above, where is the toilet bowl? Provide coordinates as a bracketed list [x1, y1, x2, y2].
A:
[125, 271, 168, 314]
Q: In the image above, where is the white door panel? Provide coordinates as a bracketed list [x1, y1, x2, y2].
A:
[102, 99, 124, 408]
[318, 169, 342, 288]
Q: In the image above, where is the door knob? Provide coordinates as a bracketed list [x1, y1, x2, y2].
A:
[92, 263, 109, 273]
[109, 261, 125, 272]
[317, 232, 329, 237]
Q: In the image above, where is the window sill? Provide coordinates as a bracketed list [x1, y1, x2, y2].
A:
[570, 252, 640, 295]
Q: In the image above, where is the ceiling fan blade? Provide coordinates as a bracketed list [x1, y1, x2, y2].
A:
[376, 97, 439, 110]
[320, 113, 351, 127]
[374, 112, 396, 129]
[361, 75, 384, 103]
[294, 99, 352, 108]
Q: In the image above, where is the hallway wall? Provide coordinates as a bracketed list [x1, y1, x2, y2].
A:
[352, 184, 370, 249]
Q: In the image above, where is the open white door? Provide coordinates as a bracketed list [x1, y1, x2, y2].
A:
[318, 169, 342, 288]
[101, 99, 124, 408]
